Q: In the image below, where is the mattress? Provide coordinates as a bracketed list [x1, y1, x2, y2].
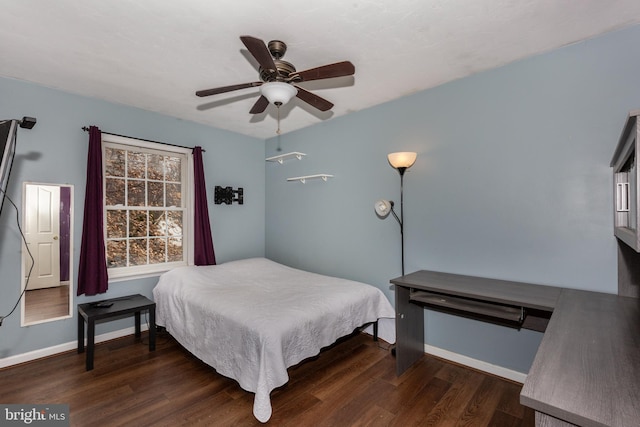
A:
[153, 257, 396, 422]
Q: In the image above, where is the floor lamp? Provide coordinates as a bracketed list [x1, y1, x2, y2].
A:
[374, 152, 417, 276]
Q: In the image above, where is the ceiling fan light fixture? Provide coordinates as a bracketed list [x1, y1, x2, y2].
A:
[260, 82, 298, 106]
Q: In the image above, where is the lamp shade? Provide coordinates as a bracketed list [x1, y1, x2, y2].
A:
[260, 82, 298, 106]
[387, 152, 417, 169]
[374, 199, 394, 218]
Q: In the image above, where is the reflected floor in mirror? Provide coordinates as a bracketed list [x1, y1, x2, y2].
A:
[24, 284, 70, 324]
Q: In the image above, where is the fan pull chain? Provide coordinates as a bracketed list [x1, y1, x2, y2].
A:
[276, 106, 281, 135]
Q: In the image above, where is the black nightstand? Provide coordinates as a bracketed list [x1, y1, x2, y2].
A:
[77, 294, 156, 371]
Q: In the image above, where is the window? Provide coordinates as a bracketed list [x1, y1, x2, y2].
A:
[102, 135, 192, 279]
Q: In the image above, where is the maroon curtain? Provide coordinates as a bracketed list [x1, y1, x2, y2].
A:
[59, 186, 71, 282]
[193, 146, 216, 265]
[77, 126, 108, 296]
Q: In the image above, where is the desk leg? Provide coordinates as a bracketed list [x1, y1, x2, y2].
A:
[135, 311, 141, 338]
[86, 319, 95, 371]
[77, 314, 85, 354]
[149, 307, 156, 351]
[395, 285, 425, 376]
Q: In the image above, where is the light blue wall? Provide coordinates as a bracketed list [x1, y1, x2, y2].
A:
[0, 77, 265, 358]
[265, 25, 640, 373]
[4, 24, 640, 374]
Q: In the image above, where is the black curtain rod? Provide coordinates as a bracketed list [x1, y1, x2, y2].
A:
[81, 126, 205, 152]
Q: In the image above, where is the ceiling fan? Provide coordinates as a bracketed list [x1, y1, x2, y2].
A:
[195, 36, 355, 115]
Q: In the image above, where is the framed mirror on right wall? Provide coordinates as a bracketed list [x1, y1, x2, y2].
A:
[21, 182, 74, 326]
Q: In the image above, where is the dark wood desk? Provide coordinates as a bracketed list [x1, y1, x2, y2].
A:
[77, 294, 156, 371]
[391, 270, 640, 427]
[390, 270, 561, 376]
[521, 289, 640, 427]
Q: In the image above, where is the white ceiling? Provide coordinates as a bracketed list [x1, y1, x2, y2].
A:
[1, 1, 640, 140]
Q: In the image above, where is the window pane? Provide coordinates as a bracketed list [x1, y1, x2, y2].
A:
[168, 237, 182, 262]
[128, 180, 146, 207]
[167, 211, 182, 237]
[149, 238, 166, 264]
[103, 140, 188, 274]
[166, 183, 181, 207]
[129, 210, 148, 237]
[106, 210, 127, 238]
[149, 211, 165, 237]
[105, 148, 125, 177]
[148, 154, 164, 180]
[105, 178, 125, 206]
[127, 152, 146, 179]
[165, 156, 181, 182]
[107, 240, 127, 268]
[148, 181, 164, 207]
[129, 239, 148, 265]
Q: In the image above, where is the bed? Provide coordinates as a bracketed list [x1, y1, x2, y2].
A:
[153, 257, 396, 423]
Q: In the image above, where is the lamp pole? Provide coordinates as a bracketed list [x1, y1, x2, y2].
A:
[397, 167, 407, 276]
[380, 151, 416, 277]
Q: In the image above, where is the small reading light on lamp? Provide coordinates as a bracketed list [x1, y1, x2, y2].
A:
[375, 151, 417, 276]
[260, 82, 298, 134]
[374, 199, 396, 220]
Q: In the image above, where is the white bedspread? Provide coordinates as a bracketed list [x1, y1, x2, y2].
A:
[153, 257, 396, 422]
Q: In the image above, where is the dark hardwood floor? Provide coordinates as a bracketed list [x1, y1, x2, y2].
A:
[0, 331, 534, 426]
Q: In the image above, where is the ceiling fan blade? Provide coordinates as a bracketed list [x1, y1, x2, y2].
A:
[295, 86, 334, 111]
[240, 36, 277, 74]
[196, 82, 262, 97]
[249, 96, 269, 114]
[292, 61, 355, 82]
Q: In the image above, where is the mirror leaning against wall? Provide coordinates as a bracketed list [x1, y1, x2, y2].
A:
[21, 182, 73, 326]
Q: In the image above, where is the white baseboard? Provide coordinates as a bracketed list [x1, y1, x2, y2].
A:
[425, 344, 527, 384]
[0, 325, 148, 369]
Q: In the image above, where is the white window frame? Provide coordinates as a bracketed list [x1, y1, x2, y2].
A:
[102, 134, 194, 281]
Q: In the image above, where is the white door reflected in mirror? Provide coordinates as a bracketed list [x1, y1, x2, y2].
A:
[21, 182, 73, 326]
[25, 184, 61, 289]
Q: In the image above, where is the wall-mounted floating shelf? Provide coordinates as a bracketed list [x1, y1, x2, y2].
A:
[265, 152, 306, 164]
[287, 174, 334, 184]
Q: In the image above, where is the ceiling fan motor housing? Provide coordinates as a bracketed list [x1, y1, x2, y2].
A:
[259, 59, 297, 82]
[257, 41, 299, 83]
